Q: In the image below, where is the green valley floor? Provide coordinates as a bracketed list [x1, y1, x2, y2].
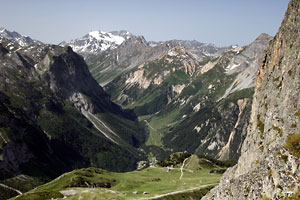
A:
[11, 155, 224, 200]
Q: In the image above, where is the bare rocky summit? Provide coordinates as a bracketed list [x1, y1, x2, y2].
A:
[203, 0, 300, 199]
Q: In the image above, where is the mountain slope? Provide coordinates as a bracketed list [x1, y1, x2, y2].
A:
[0, 36, 146, 199]
[162, 34, 272, 160]
[105, 34, 271, 161]
[203, 0, 300, 199]
[220, 33, 272, 99]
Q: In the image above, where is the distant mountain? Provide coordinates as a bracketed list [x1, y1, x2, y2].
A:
[82, 35, 229, 85]
[220, 33, 273, 99]
[59, 28, 272, 162]
[105, 33, 271, 161]
[0, 28, 42, 46]
[154, 40, 228, 58]
[60, 30, 132, 58]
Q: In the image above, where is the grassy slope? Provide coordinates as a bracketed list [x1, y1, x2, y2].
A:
[0, 52, 147, 198]
[1, 61, 145, 172]
[0, 175, 45, 200]
[141, 109, 181, 147]
[11, 155, 224, 200]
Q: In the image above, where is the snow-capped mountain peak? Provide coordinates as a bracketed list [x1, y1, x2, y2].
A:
[88, 31, 125, 46]
[0, 28, 42, 46]
[61, 30, 131, 57]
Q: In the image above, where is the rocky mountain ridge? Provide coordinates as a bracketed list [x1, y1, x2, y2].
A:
[62, 30, 230, 85]
[105, 33, 271, 161]
[60, 30, 131, 58]
[203, 0, 300, 199]
[219, 33, 272, 99]
[0, 28, 42, 47]
[0, 34, 147, 199]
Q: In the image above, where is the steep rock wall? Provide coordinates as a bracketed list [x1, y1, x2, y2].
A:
[203, 1, 300, 199]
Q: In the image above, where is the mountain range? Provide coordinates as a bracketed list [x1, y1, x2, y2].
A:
[0, 26, 272, 164]
[57, 29, 271, 163]
[0, 8, 295, 199]
[0, 28, 42, 47]
[104, 33, 271, 161]
[61, 30, 230, 86]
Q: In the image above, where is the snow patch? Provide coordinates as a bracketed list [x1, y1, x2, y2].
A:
[89, 31, 121, 44]
[68, 30, 126, 54]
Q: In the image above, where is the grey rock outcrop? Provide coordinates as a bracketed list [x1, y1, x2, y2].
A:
[203, 0, 300, 199]
[220, 33, 272, 99]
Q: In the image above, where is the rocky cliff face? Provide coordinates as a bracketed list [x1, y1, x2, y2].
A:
[220, 33, 272, 99]
[203, 0, 300, 199]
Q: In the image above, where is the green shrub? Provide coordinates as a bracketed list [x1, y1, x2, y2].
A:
[196, 155, 237, 168]
[209, 168, 227, 174]
[282, 186, 300, 200]
[272, 125, 283, 137]
[283, 132, 300, 158]
[262, 194, 270, 200]
[257, 114, 265, 134]
[157, 152, 191, 167]
[295, 109, 300, 117]
[14, 191, 64, 200]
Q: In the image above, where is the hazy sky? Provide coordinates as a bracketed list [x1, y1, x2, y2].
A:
[0, 0, 289, 46]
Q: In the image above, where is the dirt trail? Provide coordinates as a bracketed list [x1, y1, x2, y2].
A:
[0, 183, 22, 195]
[134, 183, 218, 200]
[179, 157, 190, 180]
